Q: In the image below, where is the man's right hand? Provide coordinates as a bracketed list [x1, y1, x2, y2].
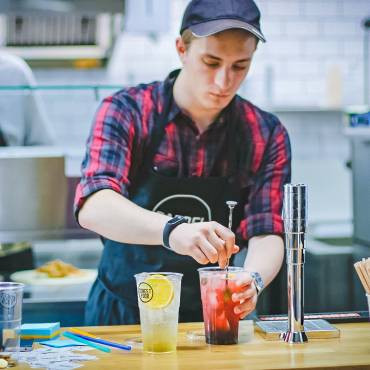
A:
[168, 221, 239, 268]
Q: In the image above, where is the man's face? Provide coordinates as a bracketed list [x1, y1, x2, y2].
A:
[178, 29, 257, 111]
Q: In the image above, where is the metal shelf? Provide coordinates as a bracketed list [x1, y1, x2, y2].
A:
[344, 127, 370, 138]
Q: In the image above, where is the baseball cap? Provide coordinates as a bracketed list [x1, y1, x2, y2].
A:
[180, 0, 266, 42]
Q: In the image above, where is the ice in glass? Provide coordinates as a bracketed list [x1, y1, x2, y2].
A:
[198, 267, 244, 345]
[135, 272, 182, 353]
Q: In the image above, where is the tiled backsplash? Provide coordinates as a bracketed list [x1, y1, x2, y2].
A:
[106, 0, 369, 108]
[32, 0, 364, 227]
[34, 86, 353, 225]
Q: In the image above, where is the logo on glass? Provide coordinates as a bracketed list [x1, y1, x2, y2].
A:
[0, 292, 17, 309]
[138, 282, 153, 303]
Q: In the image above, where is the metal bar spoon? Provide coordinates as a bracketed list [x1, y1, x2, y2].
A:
[225, 201, 238, 281]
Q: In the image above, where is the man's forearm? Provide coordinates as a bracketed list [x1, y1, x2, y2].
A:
[78, 189, 170, 245]
[243, 235, 284, 288]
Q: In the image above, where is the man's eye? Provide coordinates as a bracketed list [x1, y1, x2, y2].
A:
[233, 65, 247, 70]
[204, 61, 219, 67]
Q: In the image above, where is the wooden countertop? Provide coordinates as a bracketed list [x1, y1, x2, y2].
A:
[19, 322, 370, 370]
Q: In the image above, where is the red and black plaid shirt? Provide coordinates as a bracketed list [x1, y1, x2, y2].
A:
[75, 74, 291, 242]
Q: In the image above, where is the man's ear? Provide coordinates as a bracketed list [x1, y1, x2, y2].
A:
[175, 37, 187, 65]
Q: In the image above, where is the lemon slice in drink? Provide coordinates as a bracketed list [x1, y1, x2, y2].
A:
[144, 274, 174, 309]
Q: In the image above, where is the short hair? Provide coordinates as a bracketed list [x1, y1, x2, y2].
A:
[181, 29, 199, 49]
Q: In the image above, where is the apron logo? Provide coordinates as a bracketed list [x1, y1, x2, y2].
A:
[138, 282, 153, 303]
[0, 292, 17, 309]
[152, 194, 212, 223]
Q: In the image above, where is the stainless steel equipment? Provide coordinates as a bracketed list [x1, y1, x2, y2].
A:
[0, 0, 124, 62]
[0, 147, 91, 243]
[0, 0, 124, 13]
[253, 183, 339, 340]
[256, 319, 339, 340]
[345, 122, 370, 310]
[281, 183, 308, 343]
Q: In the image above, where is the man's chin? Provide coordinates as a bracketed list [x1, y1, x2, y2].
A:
[204, 97, 231, 111]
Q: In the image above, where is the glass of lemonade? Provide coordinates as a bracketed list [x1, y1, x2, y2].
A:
[198, 267, 244, 345]
[135, 272, 182, 353]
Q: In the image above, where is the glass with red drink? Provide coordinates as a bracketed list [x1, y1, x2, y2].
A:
[198, 267, 244, 345]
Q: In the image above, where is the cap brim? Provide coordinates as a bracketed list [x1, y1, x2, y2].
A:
[189, 19, 266, 42]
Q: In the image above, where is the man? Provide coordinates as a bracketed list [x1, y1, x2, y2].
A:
[75, 0, 291, 325]
[0, 51, 54, 146]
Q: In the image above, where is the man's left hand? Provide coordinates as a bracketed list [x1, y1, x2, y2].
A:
[232, 272, 258, 319]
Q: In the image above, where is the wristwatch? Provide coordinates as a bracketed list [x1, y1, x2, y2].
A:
[163, 216, 187, 250]
[250, 271, 264, 296]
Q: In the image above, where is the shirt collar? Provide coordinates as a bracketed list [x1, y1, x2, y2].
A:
[167, 98, 181, 123]
[160, 69, 181, 124]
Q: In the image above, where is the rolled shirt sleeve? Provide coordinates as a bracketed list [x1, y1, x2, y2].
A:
[237, 115, 291, 241]
[74, 95, 136, 217]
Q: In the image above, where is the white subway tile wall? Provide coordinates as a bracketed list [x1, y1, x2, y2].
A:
[34, 0, 367, 225]
[104, 0, 368, 108]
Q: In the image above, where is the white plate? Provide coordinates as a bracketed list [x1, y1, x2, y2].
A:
[10, 269, 97, 287]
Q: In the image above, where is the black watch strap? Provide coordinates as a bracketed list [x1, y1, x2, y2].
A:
[163, 216, 187, 249]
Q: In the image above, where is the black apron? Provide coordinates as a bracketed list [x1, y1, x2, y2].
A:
[85, 70, 251, 325]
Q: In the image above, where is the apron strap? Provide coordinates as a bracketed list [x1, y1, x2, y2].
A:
[211, 97, 252, 178]
[96, 275, 138, 306]
[140, 69, 180, 174]
[225, 98, 239, 176]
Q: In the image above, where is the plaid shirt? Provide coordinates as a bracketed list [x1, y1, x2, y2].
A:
[75, 75, 291, 242]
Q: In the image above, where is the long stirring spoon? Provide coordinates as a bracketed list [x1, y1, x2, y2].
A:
[225, 201, 238, 282]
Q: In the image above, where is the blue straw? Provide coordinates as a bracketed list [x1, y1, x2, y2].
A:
[63, 332, 111, 353]
[68, 332, 132, 351]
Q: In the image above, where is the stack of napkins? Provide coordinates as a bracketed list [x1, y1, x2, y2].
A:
[20, 323, 60, 345]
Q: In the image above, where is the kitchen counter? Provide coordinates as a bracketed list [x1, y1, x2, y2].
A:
[18, 322, 370, 369]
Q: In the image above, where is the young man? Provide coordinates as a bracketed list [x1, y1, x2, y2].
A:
[75, 0, 291, 325]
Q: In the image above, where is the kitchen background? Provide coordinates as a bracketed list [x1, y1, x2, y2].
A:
[0, 0, 369, 324]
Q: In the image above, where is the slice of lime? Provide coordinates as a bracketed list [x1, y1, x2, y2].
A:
[144, 274, 174, 309]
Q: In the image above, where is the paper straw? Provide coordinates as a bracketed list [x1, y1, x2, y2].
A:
[354, 261, 370, 295]
[69, 328, 99, 339]
[359, 260, 370, 293]
[71, 333, 131, 351]
[63, 332, 111, 353]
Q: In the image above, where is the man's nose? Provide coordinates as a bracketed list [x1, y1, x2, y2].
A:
[214, 67, 231, 91]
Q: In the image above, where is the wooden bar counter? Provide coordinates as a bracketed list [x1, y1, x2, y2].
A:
[19, 322, 370, 369]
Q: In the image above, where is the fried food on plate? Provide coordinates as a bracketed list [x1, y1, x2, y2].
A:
[36, 259, 82, 278]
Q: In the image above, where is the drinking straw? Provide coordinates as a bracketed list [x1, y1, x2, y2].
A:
[63, 331, 111, 353]
[354, 258, 370, 294]
[69, 328, 99, 339]
[69, 332, 132, 351]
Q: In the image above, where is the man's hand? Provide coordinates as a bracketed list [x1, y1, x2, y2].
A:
[232, 272, 258, 319]
[168, 221, 239, 268]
